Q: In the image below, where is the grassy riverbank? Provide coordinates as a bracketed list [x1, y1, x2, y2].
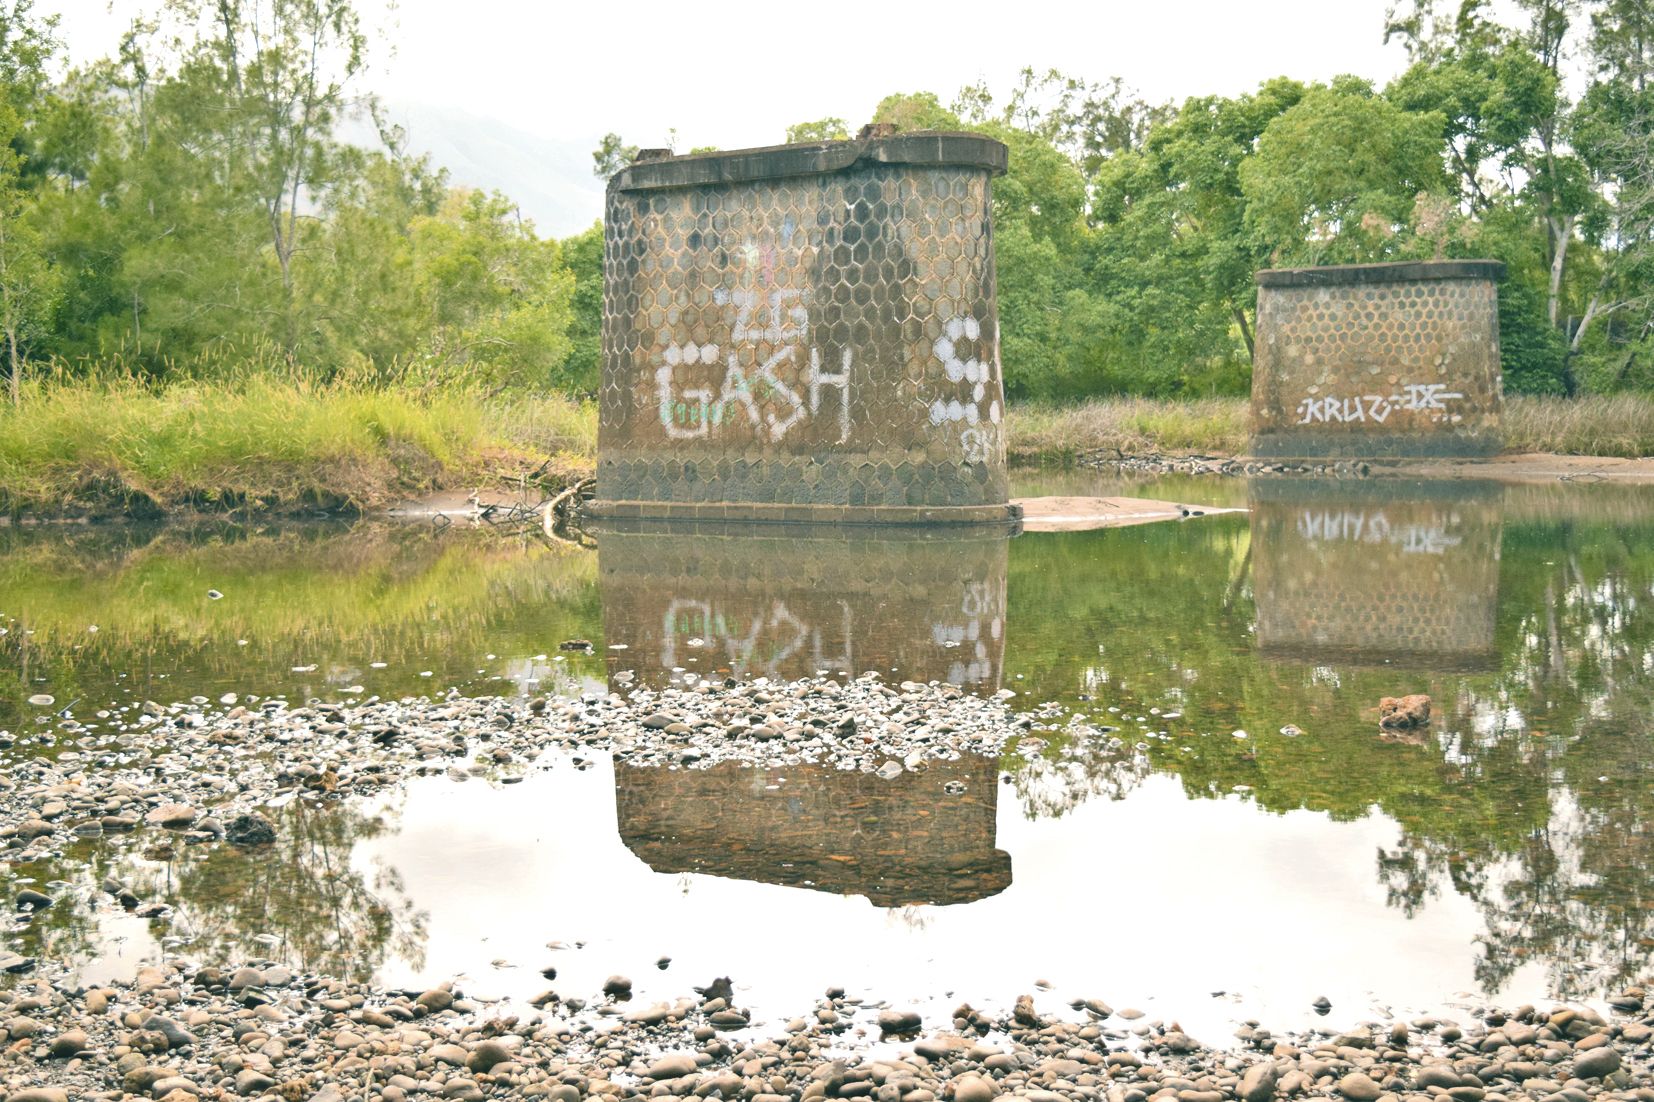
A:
[0, 377, 595, 518]
[3, 380, 1654, 519]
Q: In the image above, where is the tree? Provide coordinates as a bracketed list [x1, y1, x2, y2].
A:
[955, 67, 1169, 180]
[0, 0, 58, 403]
[1239, 78, 1449, 266]
[591, 132, 637, 179]
[1090, 78, 1306, 371]
[1563, 1, 1654, 375]
[784, 118, 848, 143]
[136, 0, 370, 357]
[559, 221, 602, 396]
[0, 100, 56, 404]
[404, 189, 575, 390]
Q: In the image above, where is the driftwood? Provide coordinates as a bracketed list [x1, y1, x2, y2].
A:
[543, 476, 596, 521]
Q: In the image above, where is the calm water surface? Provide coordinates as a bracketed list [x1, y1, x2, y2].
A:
[2, 474, 1651, 1039]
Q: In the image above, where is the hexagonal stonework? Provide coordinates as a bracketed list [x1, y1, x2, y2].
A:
[588, 133, 1019, 525]
[1251, 260, 1505, 459]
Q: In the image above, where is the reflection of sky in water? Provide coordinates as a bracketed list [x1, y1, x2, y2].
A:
[68, 758, 1547, 1039]
[3, 475, 1653, 1030]
[364, 763, 1542, 1039]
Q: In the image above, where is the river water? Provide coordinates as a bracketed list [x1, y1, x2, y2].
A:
[2, 473, 1650, 1041]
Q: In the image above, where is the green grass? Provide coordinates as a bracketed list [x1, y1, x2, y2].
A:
[5, 379, 1654, 518]
[0, 375, 596, 516]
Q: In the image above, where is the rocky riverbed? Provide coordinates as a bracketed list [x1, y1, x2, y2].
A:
[5, 677, 1652, 1102]
[0, 956, 1649, 1102]
[0, 676, 1077, 869]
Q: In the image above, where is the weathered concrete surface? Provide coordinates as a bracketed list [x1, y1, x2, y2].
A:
[1250, 479, 1502, 670]
[595, 523, 1007, 689]
[1251, 260, 1504, 459]
[1014, 495, 1245, 532]
[590, 133, 1017, 524]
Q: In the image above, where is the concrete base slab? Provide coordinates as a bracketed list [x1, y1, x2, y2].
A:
[1013, 496, 1245, 533]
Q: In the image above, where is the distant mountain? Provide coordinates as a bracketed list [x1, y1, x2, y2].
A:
[360, 100, 607, 239]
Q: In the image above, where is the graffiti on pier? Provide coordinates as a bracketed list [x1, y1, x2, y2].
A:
[659, 597, 852, 683]
[924, 314, 1003, 463]
[656, 286, 851, 444]
[1295, 383, 1465, 426]
[1297, 510, 1463, 555]
[653, 577, 1002, 688]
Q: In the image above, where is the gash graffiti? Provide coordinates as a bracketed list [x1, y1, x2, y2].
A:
[655, 288, 850, 444]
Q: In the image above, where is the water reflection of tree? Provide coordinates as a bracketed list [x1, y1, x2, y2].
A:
[1382, 520, 1654, 998]
[1004, 500, 1654, 998]
[0, 521, 602, 735]
[2, 798, 427, 983]
[125, 799, 428, 980]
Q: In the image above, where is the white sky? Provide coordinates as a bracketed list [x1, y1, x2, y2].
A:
[43, 0, 1414, 150]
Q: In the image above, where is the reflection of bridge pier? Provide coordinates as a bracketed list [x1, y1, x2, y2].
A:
[616, 755, 1010, 906]
[1250, 480, 1503, 670]
[596, 523, 1009, 689]
[597, 522, 1013, 906]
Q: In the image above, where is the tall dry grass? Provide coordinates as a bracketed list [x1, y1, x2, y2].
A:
[1008, 394, 1654, 463]
[5, 378, 1653, 517]
[1503, 394, 1654, 458]
[1006, 398, 1250, 463]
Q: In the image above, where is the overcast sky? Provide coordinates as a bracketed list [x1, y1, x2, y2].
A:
[43, 0, 1414, 150]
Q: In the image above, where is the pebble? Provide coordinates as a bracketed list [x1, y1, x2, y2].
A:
[0, 678, 1024, 863]
[1339, 1072, 1383, 1101]
[224, 812, 277, 845]
[143, 802, 197, 827]
[879, 1009, 922, 1034]
[47, 1028, 88, 1058]
[1575, 1047, 1622, 1079]
[647, 1052, 700, 1079]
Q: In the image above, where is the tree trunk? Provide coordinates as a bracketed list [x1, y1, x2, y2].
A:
[1232, 306, 1255, 361]
[1547, 214, 1573, 328]
[8, 327, 19, 408]
[1571, 289, 1606, 353]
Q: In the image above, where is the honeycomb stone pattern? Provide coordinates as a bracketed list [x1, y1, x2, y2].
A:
[616, 754, 1010, 907]
[596, 523, 1008, 690]
[1251, 261, 1505, 458]
[1250, 481, 1502, 670]
[592, 134, 1016, 524]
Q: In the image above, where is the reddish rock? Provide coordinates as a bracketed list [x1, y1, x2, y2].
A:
[1379, 694, 1432, 729]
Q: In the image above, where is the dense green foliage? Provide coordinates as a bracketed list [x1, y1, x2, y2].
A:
[769, 1, 1651, 400]
[866, 0, 1651, 400]
[0, 0, 586, 398]
[1, 0, 1652, 409]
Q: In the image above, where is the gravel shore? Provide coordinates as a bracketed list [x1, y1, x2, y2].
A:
[1, 960, 1648, 1102]
[1, 677, 1067, 868]
[5, 678, 1650, 1102]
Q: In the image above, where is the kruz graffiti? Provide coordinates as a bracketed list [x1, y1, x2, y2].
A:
[1298, 509, 1462, 554]
[1295, 382, 1464, 425]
